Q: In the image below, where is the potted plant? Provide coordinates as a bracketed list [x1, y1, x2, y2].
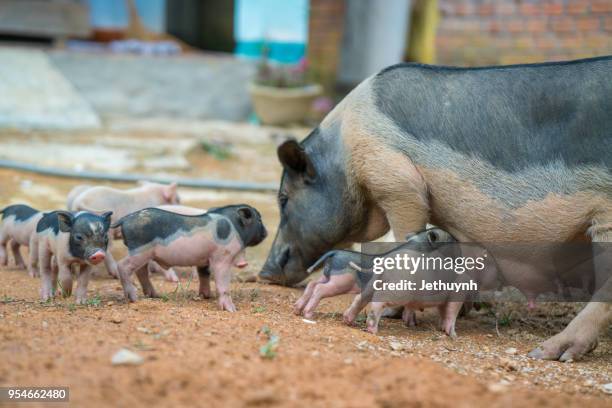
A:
[248, 49, 323, 126]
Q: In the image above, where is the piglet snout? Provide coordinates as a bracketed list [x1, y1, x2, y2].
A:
[88, 250, 106, 265]
[235, 260, 248, 268]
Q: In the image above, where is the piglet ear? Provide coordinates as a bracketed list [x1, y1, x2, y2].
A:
[101, 211, 113, 230]
[277, 139, 316, 182]
[237, 207, 253, 227]
[56, 211, 74, 233]
[163, 182, 178, 202]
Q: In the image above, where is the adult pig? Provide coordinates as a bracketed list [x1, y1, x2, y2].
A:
[68, 181, 180, 278]
[0, 204, 44, 276]
[36, 211, 112, 303]
[113, 205, 267, 311]
[260, 56, 612, 362]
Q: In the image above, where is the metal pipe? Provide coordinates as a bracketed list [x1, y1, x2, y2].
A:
[0, 159, 277, 193]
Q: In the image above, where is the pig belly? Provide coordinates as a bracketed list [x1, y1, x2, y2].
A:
[423, 167, 603, 243]
[152, 235, 219, 267]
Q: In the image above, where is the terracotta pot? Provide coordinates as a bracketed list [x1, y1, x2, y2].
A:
[248, 83, 323, 126]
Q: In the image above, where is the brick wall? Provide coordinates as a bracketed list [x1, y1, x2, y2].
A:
[307, 0, 345, 90]
[436, 0, 612, 65]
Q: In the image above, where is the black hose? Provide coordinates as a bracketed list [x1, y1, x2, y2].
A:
[0, 159, 277, 193]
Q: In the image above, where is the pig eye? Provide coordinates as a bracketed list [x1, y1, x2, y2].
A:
[74, 234, 84, 242]
[279, 194, 288, 210]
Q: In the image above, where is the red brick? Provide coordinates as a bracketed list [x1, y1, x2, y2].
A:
[496, 3, 516, 16]
[566, 0, 590, 14]
[592, 1, 612, 13]
[551, 17, 575, 32]
[535, 36, 558, 50]
[605, 17, 612, 32]
[506, 20, 524, 33]
[526, 19, 548, 33]
[479, 3, 494, 16]
[576, 17, 601, 31]
[487, 20, 502, 34]
[562, 37, 583, 49]
[543, 2, 564, 15]
[519, 3, 541, 16]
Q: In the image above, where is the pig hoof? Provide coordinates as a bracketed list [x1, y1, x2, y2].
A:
[528, 334, 598, 362]
[125, 287, 138, 303]
[15, 262, 26, 269]
[366, 325, 378, 334]
[218, 295, 236, 312]
[198, 292, 211, 299]
[28, 269, 39, 278]
[342, 312, 356, 326]
[76, 297, 87, 305]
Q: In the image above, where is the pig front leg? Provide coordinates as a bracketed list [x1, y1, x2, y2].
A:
[211, 260, 236, 312]
[10, 241, 25, 269]
[57, 261, 73, 298]
[294, 275, 327, 315]
[366, 301, 385, 334]
[28, 233, 39, 277]
[135, 265, 159, 298]
[197, 266, 211, 299]
[75, 265, 92, 305]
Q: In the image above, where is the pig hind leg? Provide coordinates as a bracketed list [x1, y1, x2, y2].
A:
[294, 275, 328, 315]
[529, 218, 612, 362]
[302, 274, 356, 319]
[9, 241, 25, 269]
[28, 234, 39, 277]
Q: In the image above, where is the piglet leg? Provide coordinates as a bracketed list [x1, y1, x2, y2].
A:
[103, 240, 119, 279]
[211, 261, 236, 312]
[117, 258, 139, 302]
[0, 232, 7, 266]
[402, 307, 417, 327]
[75, 265, 92, 305]
[57, 262, 73, 298]
[28, 234, 39, 277]
[38, 246, 54, 301]
[197, 266, 211, 299]
[294, 275, 327, 315]
[366, 302, 385, 334]
[10, 241, 25, 269]
[136, 265, 159, 298]
[439, 302, 463, 339]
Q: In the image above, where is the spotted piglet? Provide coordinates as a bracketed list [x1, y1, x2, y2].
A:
[113, 205, 267, 311]
[0, 204, 44, 276]
[36, 211, 112, 304]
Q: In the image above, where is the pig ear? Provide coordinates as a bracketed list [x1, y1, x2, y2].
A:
[163, 182, 178, 201]
[56, 211, 74, 233]
[277, 139, 316, 181]
[101, 211, 113, 230]
[237, 207, 254, 227]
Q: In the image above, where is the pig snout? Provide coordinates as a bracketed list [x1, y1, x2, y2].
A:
[88, 250, 106, 265]
[235, 260, 248, 268]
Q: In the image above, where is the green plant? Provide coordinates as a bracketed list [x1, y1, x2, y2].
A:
[258, 326, 280, 359]
[254, 45, 311, 88]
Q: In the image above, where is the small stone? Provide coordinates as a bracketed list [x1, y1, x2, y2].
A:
[389, 341, 406, 352]
[111, 348, 144, 366]
[107, 301, 114, 306]
[356, 341, 369, 351]
[488, 382, 508, 393]
[583, 380, 595, 387]
[110, 315, 122, 324]
[499, 357, 518, 371]
[344, 358, 353, 365]
[136, 327, 150, 334]
[602, 383, 612, 394]
[41, 321, 49, 329]
[504, 347, 517, 355]
[311, 350, 320, 357]
[302, 318, 316, 324]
